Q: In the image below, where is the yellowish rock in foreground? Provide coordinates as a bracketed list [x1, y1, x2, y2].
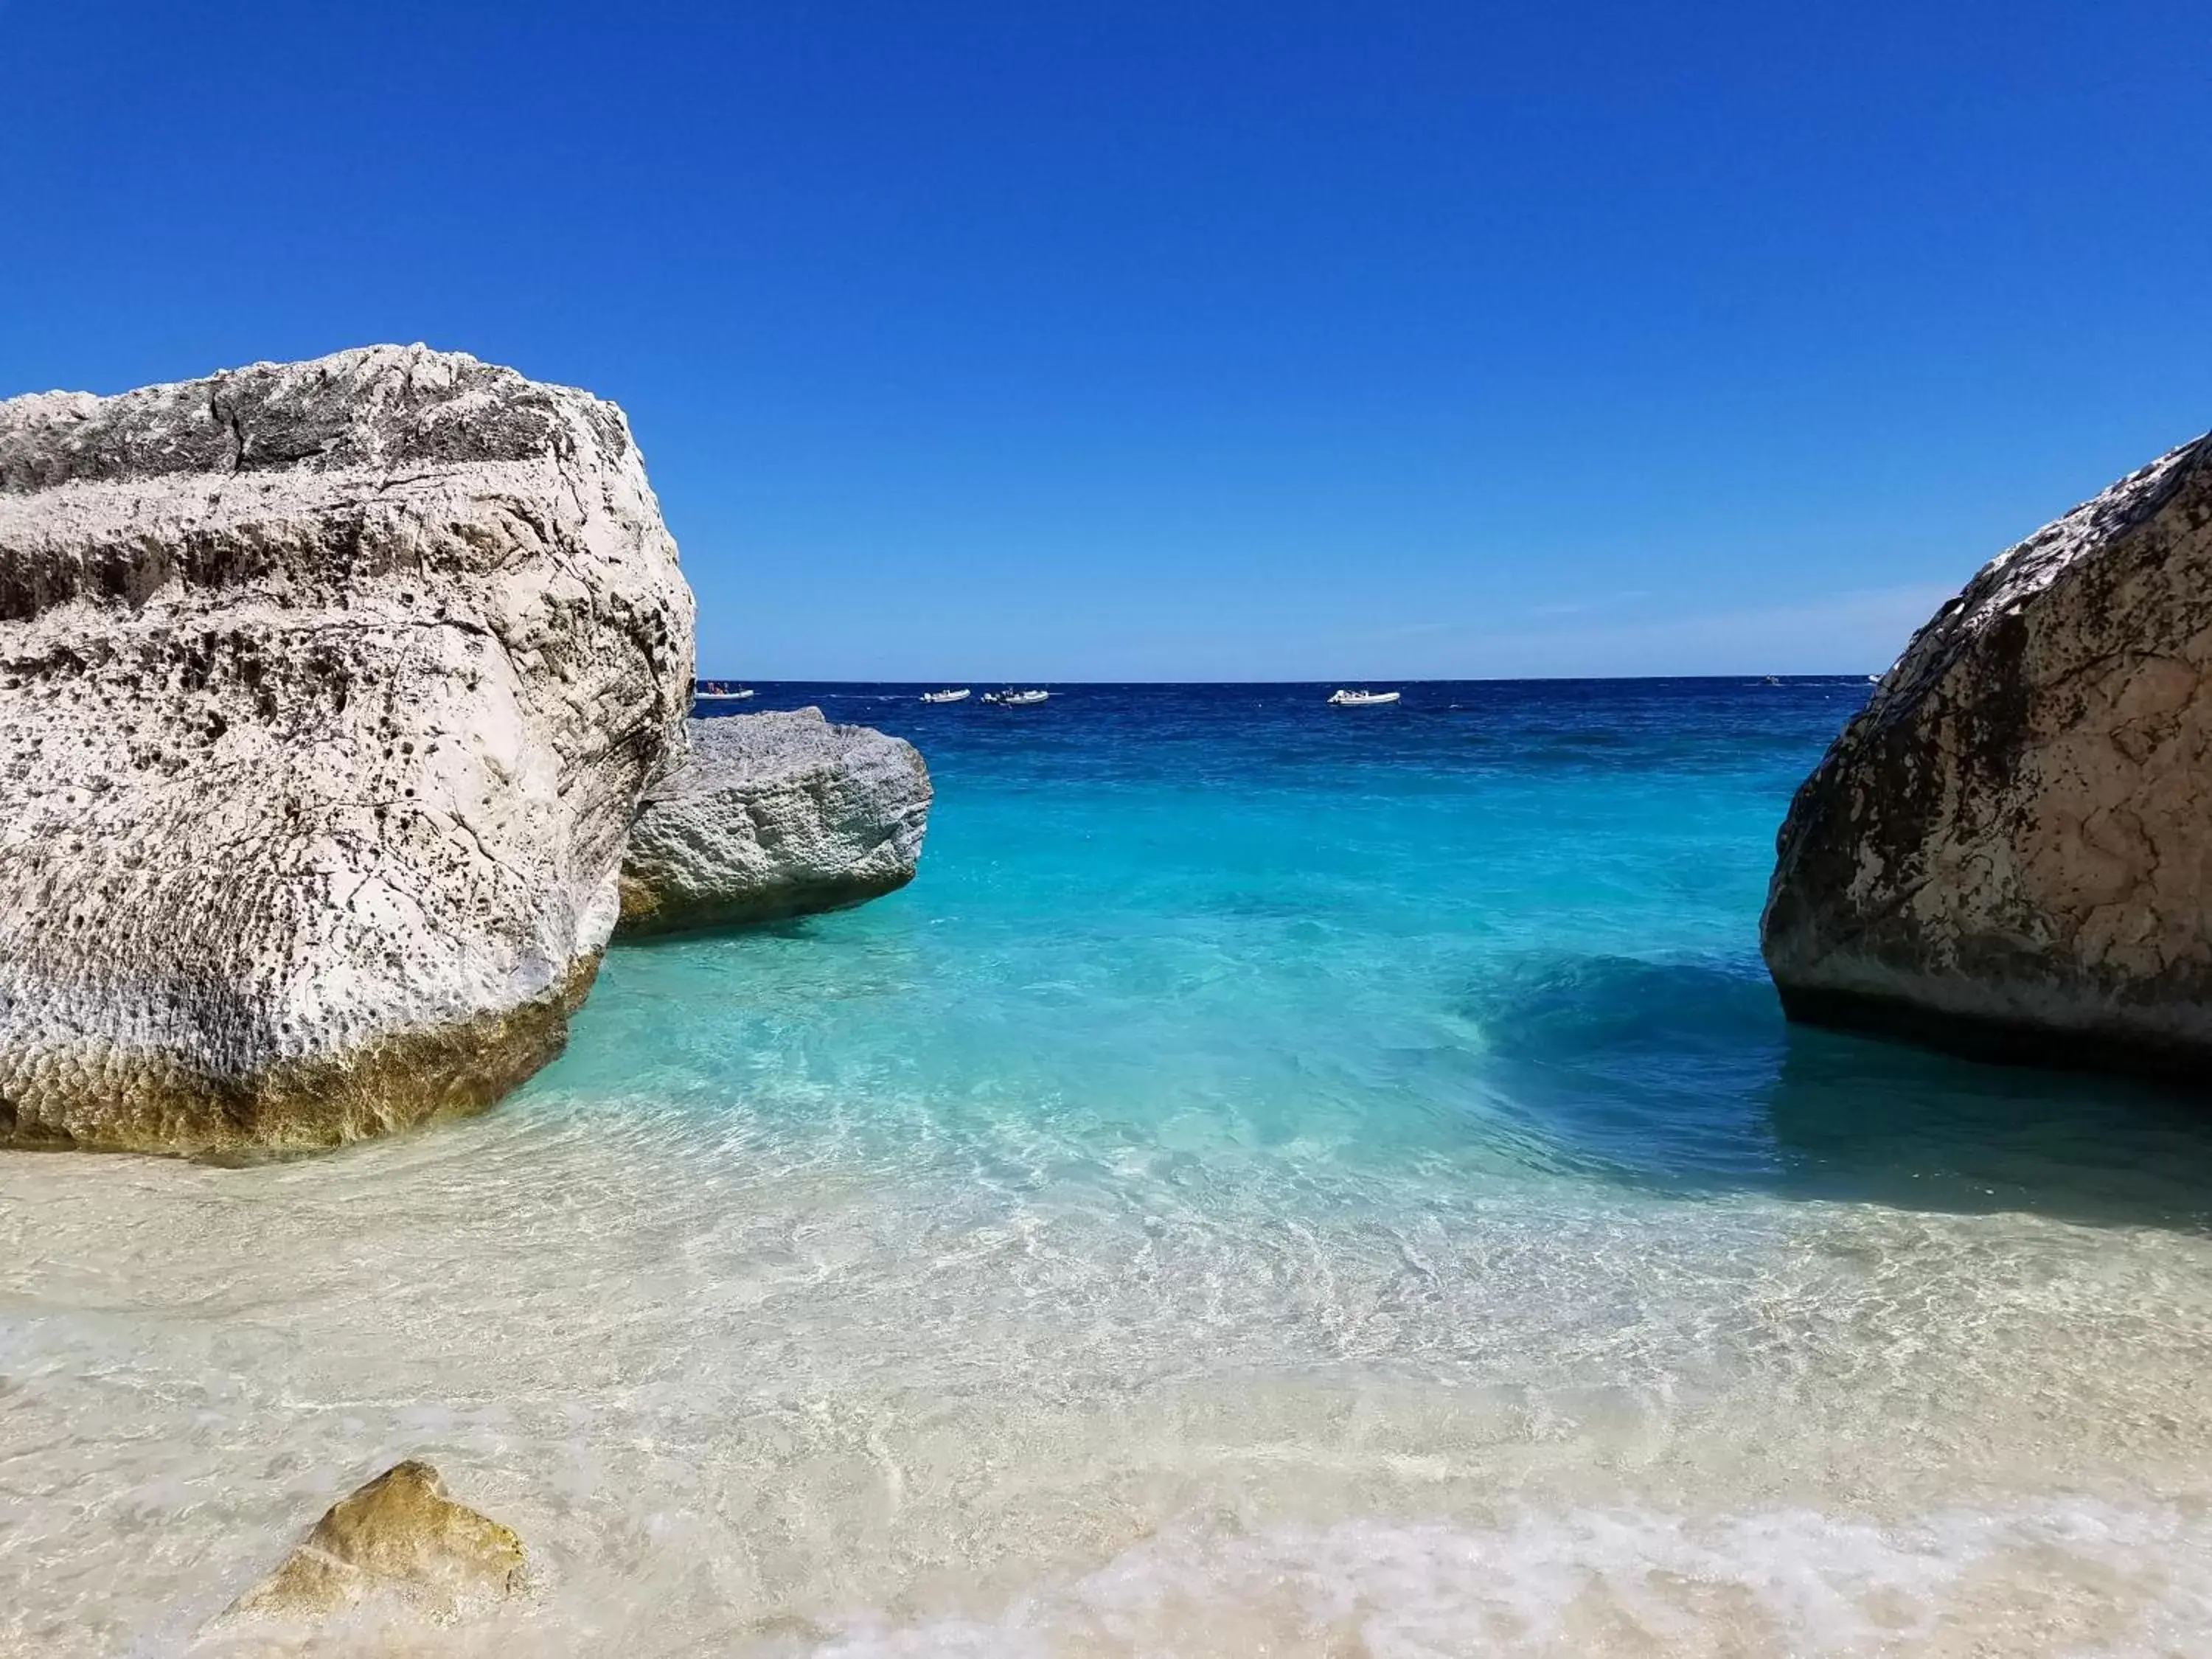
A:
[226, 1460, 526, 1624]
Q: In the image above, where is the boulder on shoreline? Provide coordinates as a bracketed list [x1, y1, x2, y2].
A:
[617, 709, 931, 936]
[1762, 429, 2212, 1077]
[0, 346, 694, 1155]
[223, 1459, 526, 1624]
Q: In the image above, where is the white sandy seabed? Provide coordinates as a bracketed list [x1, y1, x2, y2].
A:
[5, 1083, 2212, 1658]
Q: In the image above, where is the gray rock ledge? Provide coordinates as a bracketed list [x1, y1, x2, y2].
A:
[1762, 428, 2212, 1079]
[617, 709, 931, 936]
[0, 345, 695, 1155]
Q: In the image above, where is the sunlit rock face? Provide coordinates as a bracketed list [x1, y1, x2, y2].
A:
[220, 1459, 527, 1626]
[618, 709, 931, 937]
[1763, 428, 2212, 1078]
[0, 345, 694, 1154]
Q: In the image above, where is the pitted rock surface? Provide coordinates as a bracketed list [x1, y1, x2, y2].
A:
[618, 709, 931, 936]
[0, 346, 694, 1153]
[1762, 429, 2212, 1076]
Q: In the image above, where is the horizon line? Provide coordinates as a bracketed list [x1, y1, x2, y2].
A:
[692, 672, 1885, 686]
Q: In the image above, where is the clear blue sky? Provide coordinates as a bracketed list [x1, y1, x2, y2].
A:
[3, 1, 2205, 681]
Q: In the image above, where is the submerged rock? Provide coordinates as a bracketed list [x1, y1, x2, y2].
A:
[617, 709, 931, 936]
[0, 346, 694, 1155]
[225, 1459, 525, 1624]
[1762, 429, 2212, 1077]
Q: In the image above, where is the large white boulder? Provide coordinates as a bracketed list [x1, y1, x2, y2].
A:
[0, 345, 695, 1154]
[1763, 429, 2212, 1077]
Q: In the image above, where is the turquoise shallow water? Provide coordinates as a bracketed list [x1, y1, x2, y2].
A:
[10, 678, 2212, 1656]
[559, 678, 2212, 1226]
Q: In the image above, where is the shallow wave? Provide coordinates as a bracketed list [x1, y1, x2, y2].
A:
[10, 1107, 2212, 1654]
[795, 1501, 2212, 1659]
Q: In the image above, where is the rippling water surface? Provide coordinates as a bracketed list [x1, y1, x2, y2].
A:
[8, 679, 2212, 1657]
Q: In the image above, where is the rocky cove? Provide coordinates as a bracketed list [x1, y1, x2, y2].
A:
[0, 347, 931, 1159]
[5, 349, 2212, 1655]
[4, 343, 2200, 1163]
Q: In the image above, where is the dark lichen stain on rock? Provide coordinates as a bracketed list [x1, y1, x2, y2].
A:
[1762, 429, 2212, 1080]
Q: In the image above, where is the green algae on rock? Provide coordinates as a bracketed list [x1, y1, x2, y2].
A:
[0, 956, 602, 1160]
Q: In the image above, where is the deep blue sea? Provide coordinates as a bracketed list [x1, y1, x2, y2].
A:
[13, 678, 2212, 1656]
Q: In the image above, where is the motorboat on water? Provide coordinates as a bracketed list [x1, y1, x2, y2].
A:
[982, 689, 1050, 707]
[1326, 689, 1400, 706]
[1761, 675, 1782, 686]
[695, 681, 757, 703]
[921, 688, 971, 703]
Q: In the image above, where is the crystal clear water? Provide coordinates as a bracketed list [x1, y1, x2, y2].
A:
[8, 679, 2212, 1657]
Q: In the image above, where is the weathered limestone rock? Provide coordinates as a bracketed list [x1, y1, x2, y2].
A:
[617, 709, 931, 936]
[0, 346, 694, 1154]
[225, 1460, 526, 1624]
[1763, 429, 2212, 1077]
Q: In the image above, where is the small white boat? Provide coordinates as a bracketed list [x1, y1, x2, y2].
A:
[695, 682, 756, 703]
[983, 689, 1049, 707]
[921, 688, 971, 703]
[1327, 689, 1400, 706]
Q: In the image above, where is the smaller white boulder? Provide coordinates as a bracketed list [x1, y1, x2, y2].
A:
[617, 709, 931, 936]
